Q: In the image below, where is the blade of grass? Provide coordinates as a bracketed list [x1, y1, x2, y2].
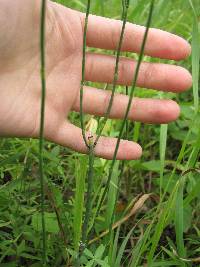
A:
[130, 221, 152, 267]
[75, 146, 95, 266]
[131, 115, 199, 265]
[105, 161, 120, 228]
[73, 156, 87, 252]
[39, 0, 47, 265]
[189, 0, 200, 114]
[175, 176, 186, 260]
[160, 124, 168, 197]
[114, 226, 136, 267]
[159, 114, 199, 204]
[129, 183, 179, 266]
[111, 227, 120, 265]
[146, 182, 180, 265]
[184, 127, 200, 205]
[89, 194, 151, 245]
[81, 145, 95, 249]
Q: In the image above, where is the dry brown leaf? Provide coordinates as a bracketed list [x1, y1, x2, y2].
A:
[89, 193, 153, 244]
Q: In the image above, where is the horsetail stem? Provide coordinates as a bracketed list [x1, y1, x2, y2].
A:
[39, 0, 47, 265]
[78, 0, 96, 261]
[96, 0, 155, 219]
[94, 0, 130, 146]
[107, 0, 131, 241]
[80, 0, 91, 149]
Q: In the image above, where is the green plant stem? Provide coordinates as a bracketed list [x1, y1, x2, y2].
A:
[39, 0, 47, 265]
[94, 0, 130, 145]
[96, 0, 155, 219]
[80, 0, 91, 148]
[78, 1, 96, 264]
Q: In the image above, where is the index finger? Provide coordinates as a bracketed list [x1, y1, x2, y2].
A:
[80, 13, 191, 60]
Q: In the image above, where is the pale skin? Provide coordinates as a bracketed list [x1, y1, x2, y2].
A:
[0, 0, 192, 160]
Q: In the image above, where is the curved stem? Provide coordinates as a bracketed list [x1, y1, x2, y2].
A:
[94, 0, 130, 146]
[96, 0, 155, 219]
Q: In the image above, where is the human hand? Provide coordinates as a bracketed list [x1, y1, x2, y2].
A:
[0, 0, 192, 159]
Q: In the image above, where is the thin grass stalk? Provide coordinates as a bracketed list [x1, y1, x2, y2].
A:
[96, 0, 155, 218]
[94, 0, 130, 145]
[80, 0, 91, 148]
[39, 0, 47, 264]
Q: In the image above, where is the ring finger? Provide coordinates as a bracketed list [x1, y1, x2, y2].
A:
[85, 53, 192, 92]
[73, 86, 180, 124]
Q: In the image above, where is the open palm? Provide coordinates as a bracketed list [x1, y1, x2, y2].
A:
[0, 0, 192, 159]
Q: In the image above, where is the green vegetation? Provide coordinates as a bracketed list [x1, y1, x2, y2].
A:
[0, 0, 200, 266]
